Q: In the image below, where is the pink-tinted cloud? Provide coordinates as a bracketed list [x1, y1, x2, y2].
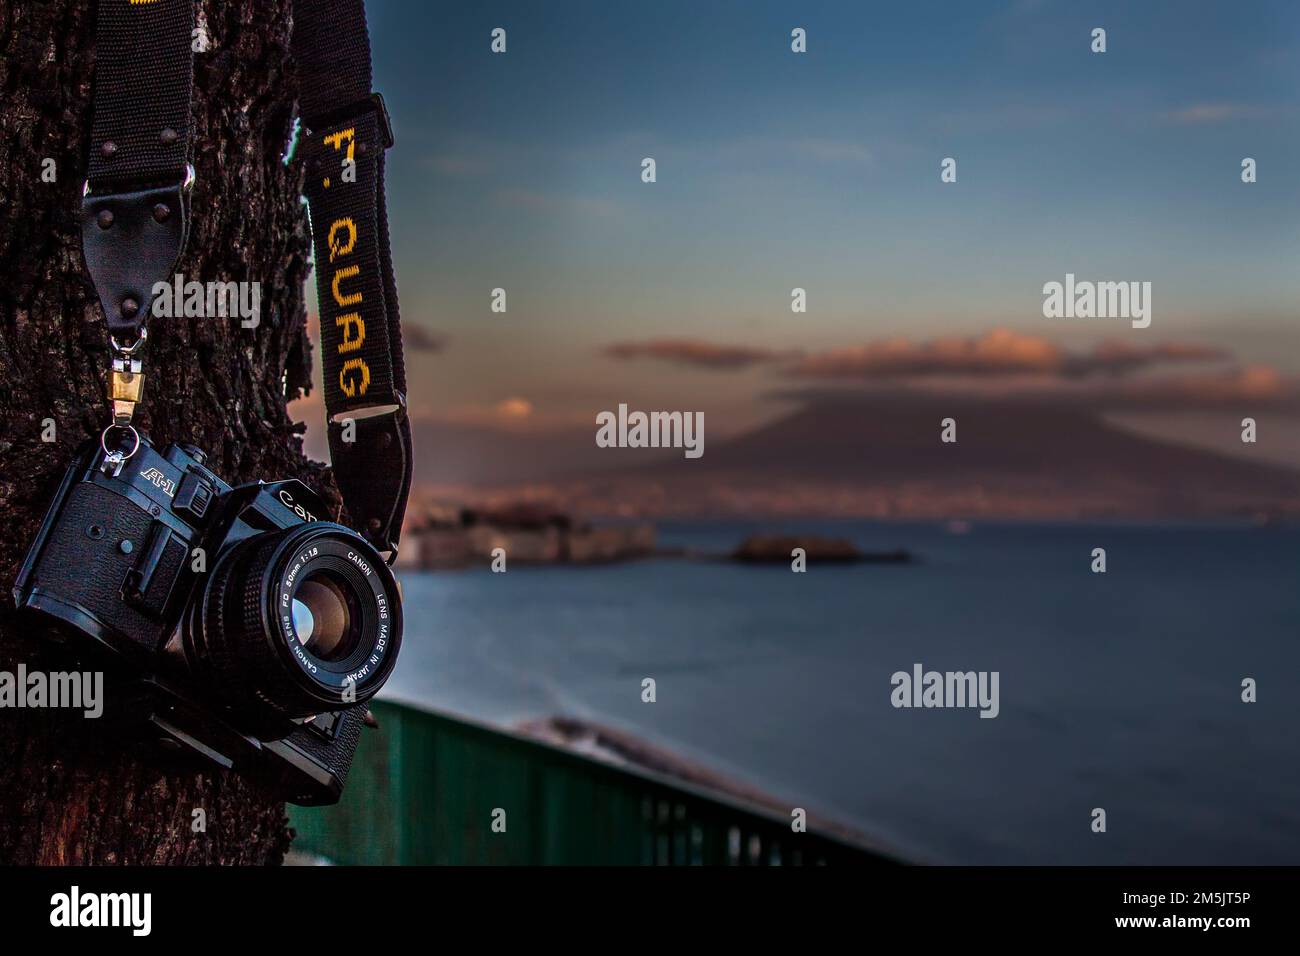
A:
[787, 328, 1229, 380]
[1163, 102, 1264, 125]
[1089, 364, 1298, 410]
[770, 364, 1300, 413]
[603, 338, 801, 370]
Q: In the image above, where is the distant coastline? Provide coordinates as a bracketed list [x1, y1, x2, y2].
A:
[399, 504, 915, 569]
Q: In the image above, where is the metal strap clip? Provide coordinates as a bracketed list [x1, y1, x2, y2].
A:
[108, 328, 147, 425]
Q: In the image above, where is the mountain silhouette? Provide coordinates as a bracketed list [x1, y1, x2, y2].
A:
[411, 396, 1300, 518]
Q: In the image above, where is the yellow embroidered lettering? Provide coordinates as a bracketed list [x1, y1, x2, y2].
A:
[336, 313, 366, 353]
[332, 264, 362, 307]
[340, 358, 370, 397]
[327, 218, 357, 262]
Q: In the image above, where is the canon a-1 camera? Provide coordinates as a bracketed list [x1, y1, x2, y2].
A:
[13, 433, 403, 805]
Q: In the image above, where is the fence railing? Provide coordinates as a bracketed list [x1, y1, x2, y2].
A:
[289, 700, 898, 866]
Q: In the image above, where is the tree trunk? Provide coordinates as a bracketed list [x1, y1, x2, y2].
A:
[0, 0, 331, 864]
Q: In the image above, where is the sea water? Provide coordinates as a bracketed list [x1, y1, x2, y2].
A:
[382, 519, 1300, 864]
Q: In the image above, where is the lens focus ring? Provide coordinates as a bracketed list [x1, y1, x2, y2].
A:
[200, 533, 292, 710]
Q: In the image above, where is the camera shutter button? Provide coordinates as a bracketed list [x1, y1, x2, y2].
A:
[177, 444, 207, 465]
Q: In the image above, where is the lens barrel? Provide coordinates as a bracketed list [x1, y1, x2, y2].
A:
[193, 523, 401, 718]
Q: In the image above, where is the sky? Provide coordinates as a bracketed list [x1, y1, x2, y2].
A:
[297, 0, 1300, 468]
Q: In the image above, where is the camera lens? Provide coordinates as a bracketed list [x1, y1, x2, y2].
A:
[291, 571, 360, 661]
[193, 522, 402, 718]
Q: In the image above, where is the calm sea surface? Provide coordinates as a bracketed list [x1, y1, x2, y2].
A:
[382, 520, 1300, 864]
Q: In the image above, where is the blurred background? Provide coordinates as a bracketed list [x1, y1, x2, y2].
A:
[290, 1, 1300, 864]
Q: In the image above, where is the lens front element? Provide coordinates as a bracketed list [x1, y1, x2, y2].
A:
[292, 571, 361, 661]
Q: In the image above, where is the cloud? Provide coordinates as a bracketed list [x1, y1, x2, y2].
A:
[601, 329, 1231, 383]
[602, 338, 801, 370]
[769, 364, 1300, 414]
[787, 328, 1229, 381]
[403, 324, 447, 353]
[495, 397, 533, 420]
[408, 396, 586, 431]
[309, 311, 445, 354]
[1162, 103, 1264, 125]
[1085, 364, 1298, 411]
[1078, 340, 1230, 376]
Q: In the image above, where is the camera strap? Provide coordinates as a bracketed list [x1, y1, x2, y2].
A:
[80, 0, 195, 428]
[294, 0, 412, 559]
[79, 0, 412, 558]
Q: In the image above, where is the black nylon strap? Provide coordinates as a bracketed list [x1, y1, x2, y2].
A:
[80, 0, 413, 554]
[82, 0, 195, 340]
[292, 0, 374, 122]
[87, 0, 195, 192]
[294, 0, 411, 554]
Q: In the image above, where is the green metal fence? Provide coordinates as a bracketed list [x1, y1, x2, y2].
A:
[289, 700, 898, 866]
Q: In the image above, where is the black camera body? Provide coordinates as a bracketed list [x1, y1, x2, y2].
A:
[13, 435, 402, 805]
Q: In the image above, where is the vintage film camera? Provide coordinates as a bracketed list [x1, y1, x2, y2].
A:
[13, 433, 403, 804]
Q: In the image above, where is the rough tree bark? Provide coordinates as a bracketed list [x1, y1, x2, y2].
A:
[0, 0, 335, 863]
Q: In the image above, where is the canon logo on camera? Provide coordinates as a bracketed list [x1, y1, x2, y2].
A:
[278, 489, 318, 523]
